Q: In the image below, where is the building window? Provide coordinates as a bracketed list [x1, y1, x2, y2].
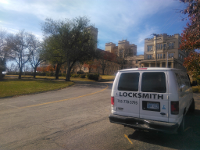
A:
[168, 42, 174, 49]
[147, 55, 152, 59]
[157, 53, 162, 59]
[147, 45, 153, 52]
[171, 43, 174, 49]
[168, 53, 174, 58]
[163, 44, 166, 50]
[156, 44, 163, 50]
[168, 43, 171, 49]
[163, 54, 165, 58]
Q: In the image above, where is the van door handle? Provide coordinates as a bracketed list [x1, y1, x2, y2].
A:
[160, 112, 166, 115]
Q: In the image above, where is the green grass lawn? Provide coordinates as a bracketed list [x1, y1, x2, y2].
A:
[192, 86, 200, 93]
[0, 80, 74, 98]
[5, 75, 95, 82]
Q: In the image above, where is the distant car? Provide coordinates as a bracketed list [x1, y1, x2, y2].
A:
[2, 71, 7, 75]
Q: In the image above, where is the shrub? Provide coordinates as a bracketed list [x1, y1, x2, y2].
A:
[87, 73, 99, 81]
[192, 86, 200, 93]
[36, 72, 46, 76]
[77, 70, 84, 74]
[71, 74, 79, 78]
[7, 72, 19, 75]
[61, 73, 66, 77]
[80, 74, 86, 78]
[0, 74, 5, 80]
[46, 72, 54, 76]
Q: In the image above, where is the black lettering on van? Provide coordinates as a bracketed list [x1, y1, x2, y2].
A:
[152, 94, 157, 99]
[119, 92, 122, 96]
[158, 94, 163, 99]
[128, 93, 132, 97]
[133, 93, 137, 98]
[138, 93, 141, 98]
[143, 93, 149, 98]
[123, 92, 127, 97]
[150, 94, 152, 99]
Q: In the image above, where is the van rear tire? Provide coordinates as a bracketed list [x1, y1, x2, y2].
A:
[189, 99, 195, 113]
[178, 116, 185, 135]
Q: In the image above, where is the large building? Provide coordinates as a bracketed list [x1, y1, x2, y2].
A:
[87, 26, 98, 50]
[105, 40, 137, 57]
[39, 26, 188, 75]
[139, 33, 188, 70]
[82, 33, 188, 75]
[105, 40, 143, 68]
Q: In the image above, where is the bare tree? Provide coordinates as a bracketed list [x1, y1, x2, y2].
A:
[28, 34, 44, 78]
[0, 29, 9, 79]
[7, 30, 33, 79]
[9, 63, 18, 72]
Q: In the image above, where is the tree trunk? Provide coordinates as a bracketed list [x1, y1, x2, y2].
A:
[102, 68, 105, 75]
[66, 61, 71, 81]
[65, 60, 76, 81]
[33, 67, 36, 78]
[66, 68, 71, 81]
[19, 66, 22, 79]
[55, 64, 60, 80]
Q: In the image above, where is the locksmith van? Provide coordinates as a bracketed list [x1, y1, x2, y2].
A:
[109, 68, 195, 134]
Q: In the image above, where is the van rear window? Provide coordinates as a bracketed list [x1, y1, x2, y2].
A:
[118, 73, 139, 91]
[141, 72, 166, 93]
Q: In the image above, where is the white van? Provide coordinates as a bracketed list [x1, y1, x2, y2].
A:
[109, 68, 195, 134]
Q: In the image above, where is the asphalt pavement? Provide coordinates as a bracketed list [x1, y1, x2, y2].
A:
[0, 81, 200, 150]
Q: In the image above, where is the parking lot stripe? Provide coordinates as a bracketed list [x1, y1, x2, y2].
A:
[124, 134, 133, 145]
[19, 85, 108, 109]
[184, 127, 191, 132]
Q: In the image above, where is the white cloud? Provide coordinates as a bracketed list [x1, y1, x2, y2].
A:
[0, 0, 176, 32]
[0, 0, 9, 4]
[137, 25, 159, 44]
[0, 0, 187, 53]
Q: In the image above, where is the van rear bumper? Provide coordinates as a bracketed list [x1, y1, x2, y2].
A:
[109, 114, 179, 134]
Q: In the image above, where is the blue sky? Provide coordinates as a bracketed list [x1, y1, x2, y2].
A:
[0, 0, 188, 55]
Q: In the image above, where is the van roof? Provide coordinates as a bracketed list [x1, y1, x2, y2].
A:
[119, 67, 180, 72]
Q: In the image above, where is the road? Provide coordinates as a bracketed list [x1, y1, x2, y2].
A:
[0, 81, 200, 150]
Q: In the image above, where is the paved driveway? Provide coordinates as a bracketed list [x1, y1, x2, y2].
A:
[0, 82, 200, 150]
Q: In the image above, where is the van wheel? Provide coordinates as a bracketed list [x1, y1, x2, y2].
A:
[178, 116, 185, 135]
[189, 99, 195, 113]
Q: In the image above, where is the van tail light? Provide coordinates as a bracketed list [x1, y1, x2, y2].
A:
[111, 97, 114, 105]
[171, 101, 179, 115]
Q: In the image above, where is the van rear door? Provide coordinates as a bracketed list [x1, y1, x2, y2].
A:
[114, 72, 140, 118]
[139, 72, 169, 122]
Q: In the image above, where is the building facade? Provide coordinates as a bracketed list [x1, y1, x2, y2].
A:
[139, 33, 188, 70]
[105, 40, 142, 69]
[105, 40, 137, 58]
